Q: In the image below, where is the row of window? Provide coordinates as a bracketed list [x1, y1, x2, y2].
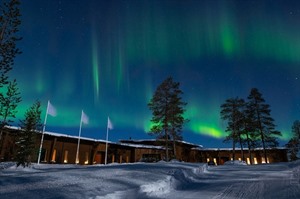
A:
[207, 157, 270, 165]
[44, 149, 89, 164]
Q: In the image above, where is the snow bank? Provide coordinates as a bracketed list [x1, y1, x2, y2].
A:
[224, 160, 247, 166]
[0, 162, 15, 170]
[140, 176, 174, 197]
[140, 163, 206, 197]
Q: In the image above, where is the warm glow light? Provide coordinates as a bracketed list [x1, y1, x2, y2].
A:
[247, 158, 250, 165]
[254, 157, 258, 164]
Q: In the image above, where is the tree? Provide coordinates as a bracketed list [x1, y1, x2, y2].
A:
[0, 0, 22, 86]
[16, 101, 42, 167]
[148, 77, 188, 161]
[286, 120, 300, 161]
[286, 138, 299, 161]
[220, 97, 245, 160]
[291, 120, 300, 140]
[0, 79, 21, 154]
[247, 88, 281, 163]
[0, 0, 22, 153]
[242, 108, 259, 165]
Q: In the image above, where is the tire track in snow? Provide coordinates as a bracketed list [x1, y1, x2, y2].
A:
[212, 181, 264, 199]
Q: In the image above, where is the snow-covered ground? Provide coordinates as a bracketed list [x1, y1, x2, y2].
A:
[0, 161, 299, 199]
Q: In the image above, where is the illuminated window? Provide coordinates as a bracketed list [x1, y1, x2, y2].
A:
[230, 158, 233, 161]
[247, 158, 250, 165]
[238, 158, 241, 161]
[51, 149, 56, 162]
[261, 157, 269, 164]
[254, 157, 258, 164]
[84, 152, 89, 165]
[64, 150, 68, 163]
[207, 158, 210, 163]
[213, 158, 217, 165]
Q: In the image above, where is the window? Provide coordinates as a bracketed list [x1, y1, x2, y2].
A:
[254, 157, 258, 164]
[207, 158, 210, 163]
[261, 157, 269, 164]
[247, 158, 250, 164]
[51, 149, 56, 162]
[213, 158, 217, 165]
[84, 152, 89, 164]
[64, 150, 68, 163]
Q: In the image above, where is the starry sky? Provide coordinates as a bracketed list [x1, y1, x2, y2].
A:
[10, 0, 300, 147]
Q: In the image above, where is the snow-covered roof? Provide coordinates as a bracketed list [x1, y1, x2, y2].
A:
[118, 143, 165, 150]
[194, 147, 287, 151]
[5, 126, 114, 144]
[119, 139, 203, 148]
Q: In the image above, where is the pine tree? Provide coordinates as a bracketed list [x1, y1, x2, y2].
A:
[220, 97, 245, 160]
[16, 101, 42, 167]
[0, 0, 22, 86]
[148, 77, 188, 161]
[247, 88, 281, 163]
[291, 120, 300, 140]
[0, 79, 21, 154]
[0, 79, 21, 126]
[286, 120, 300, 161]
[0, 0, 22, 159]
[242, 109, 259, 165]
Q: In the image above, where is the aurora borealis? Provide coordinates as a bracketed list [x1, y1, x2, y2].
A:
[10, 0, 300, 147]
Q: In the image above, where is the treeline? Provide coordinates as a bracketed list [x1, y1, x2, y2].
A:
[0, 0, 42, 167]
[220, 88, 282, 164]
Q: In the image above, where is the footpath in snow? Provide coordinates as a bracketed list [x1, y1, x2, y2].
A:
[0, 161, 299, 199]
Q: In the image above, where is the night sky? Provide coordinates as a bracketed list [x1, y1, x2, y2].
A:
[11, 0, 300, 147]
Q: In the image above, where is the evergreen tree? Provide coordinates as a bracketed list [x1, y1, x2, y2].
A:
[0, 79, 21, 153]
[291, 120, 300, 139]
[148, 77, 188, 161]
[16, 101, 42, 167]
[242, 108, 259, 164]
[0, 0, 22, 157]
[286, 138, 299, 161]
[0, 0, 22, 86]
[247, 88, 281, 163]
[0, 79, 21, 126]
[220, 97, 245, 160]
[286, 120, 300, 161]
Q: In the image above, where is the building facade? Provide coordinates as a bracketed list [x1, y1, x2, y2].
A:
[0, 127, 288, 165]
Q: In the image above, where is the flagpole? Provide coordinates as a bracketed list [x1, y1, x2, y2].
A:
[105, 117, 109, 165]
[76, 110, 83, 164]
[37, 100, 50, 164]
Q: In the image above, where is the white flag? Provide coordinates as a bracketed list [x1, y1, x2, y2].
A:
[47, 101, 57, 117]
[107, 117, 113, 130]
[81, 111, 89, 124]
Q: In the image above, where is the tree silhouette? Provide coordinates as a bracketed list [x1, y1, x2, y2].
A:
[16, 101, 42, 167]
[286, 120, 300, 161]
[247, 88, 281, 163]
[0, 0, 22, 86]
[148, 77, 188, 161]
[220, 97, 245, 160]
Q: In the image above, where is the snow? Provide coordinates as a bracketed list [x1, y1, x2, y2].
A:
[224, 160, 247, 165]
[0, 161, 299, 199]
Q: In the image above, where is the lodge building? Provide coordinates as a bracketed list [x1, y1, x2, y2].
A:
[0, 127, 288, 165]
